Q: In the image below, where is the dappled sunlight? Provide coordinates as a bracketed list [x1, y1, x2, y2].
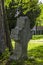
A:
[0, 0, 43, 64]
[27, 45, 43, 64]
[27, 39, 43, 50]
[0, 37, 43, 65]
[0, 48, 10, 65]
[26, 38, 43, 64]
[11, 39, 15, 49]
[32, 35, 43, 40]
[36, 58, 43, 63]
[11, 38, 43, 64]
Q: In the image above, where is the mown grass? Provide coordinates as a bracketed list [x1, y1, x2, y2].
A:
[27, 39, 43, 65]
[10, 35, 43, 65]
[32, 35, 43, 40]
[28, 39, 43, 50]
[9, 40, 43, 65]
[0, 35, 43, 65]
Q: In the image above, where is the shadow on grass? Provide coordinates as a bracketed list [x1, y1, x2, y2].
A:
[27, 45, 43, 65]
[28, 45, 43, 58]
[7, 45, 43, 65]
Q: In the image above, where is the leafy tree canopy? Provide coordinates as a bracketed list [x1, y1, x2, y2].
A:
[5, 0, 40, 30]
[5, 0, 38, 14]
[36, 4, 43, 23]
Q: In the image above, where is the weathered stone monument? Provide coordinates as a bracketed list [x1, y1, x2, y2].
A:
[10, 16, 31, 60]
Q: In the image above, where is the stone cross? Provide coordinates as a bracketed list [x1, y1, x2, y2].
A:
[10, 16, 32, 60]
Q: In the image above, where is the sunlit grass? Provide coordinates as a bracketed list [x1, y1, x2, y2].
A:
[10, 35, 43, 65]
[11, 39, 15, 49]
[27, 39, 43, 50]
[32, 35, 43, 40]
[0, 35, 42, 65]
[11, 38, 43, 50]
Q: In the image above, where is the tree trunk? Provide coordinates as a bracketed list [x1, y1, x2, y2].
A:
[0, 0, 7, 53]
[0, 0, 12, 52]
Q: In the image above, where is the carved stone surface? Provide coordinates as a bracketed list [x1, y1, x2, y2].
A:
[10, 16, 25, 40]
[10, 26, 20, 40]
[10, 16, 31, 60]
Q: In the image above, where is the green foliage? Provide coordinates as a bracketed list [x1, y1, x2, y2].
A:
[39, 4, 43, 20]
[0, 48, 10, 65]
[5, 0, 40, 30]
[5, 0, 11, 7]
[2, 48, 10, 59]
[36, 3, 43, 25]
[0, 48, 10, 60]
[5, 0, 17, 31]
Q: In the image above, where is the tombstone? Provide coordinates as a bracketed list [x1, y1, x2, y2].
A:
[10, 16, 32, 60]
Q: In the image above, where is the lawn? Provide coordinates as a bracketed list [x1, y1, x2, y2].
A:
[27, 35, 43, 65]
[0, 35, 43, 65]
[11, 35, 43, 65]
[32, 35, 43, 40]
[27, 39, 43, 65]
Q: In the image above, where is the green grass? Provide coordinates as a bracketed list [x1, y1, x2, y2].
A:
[11, 39, 15, 49]
[28, 39, 43, 50]
[10, 37, 43, 65]
[12, 35, 43, 65]
[0, 35, 43, 65]
[11, 35, 43, 50]
[32, 35, 43, 40]
[27, 38, 43, 65]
